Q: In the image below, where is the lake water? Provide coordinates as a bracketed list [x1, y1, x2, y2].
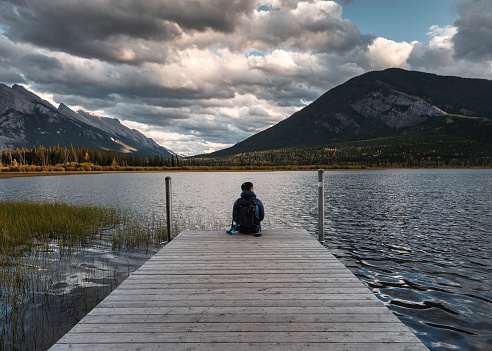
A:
[1, 169, 491, 351]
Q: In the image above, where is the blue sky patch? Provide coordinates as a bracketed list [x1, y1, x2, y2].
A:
[257, 3, 280, 12]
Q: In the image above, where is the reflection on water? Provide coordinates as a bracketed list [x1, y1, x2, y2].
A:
[322, 170, 491, 351]
[1, 232, 159, 350]
[0, 169, 491, 351]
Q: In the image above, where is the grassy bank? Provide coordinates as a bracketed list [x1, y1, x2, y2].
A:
[0, 163, 368, 174]
[0, 200, 168, 252]
[1, 201, 117, 252]
[0, 200, 169, 350]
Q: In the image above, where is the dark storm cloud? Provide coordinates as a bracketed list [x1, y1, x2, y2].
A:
[0, 0, 256, 65]
[0, 0, 256, 38]
[21, 54, 63, 71]
[0, 70, 24, 85]
[146, 0, 257, 33]
[243, 2, 364, 54]
[408, 42, 455, 70]
[55, 82, 233, 106]
[452, 0, 492, 61]
[109, 104, 191, 126]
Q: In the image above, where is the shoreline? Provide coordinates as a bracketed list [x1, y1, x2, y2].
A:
[1, 166, 491, 179]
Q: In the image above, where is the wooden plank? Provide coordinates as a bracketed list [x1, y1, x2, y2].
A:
[128, 275, 357, 280]
[95, 299, 385, 308]
[131, 270, 357, 275]
[85, 306, 394, 316]
[106, 287, 374, 295]
[50, 343, 428, 351]
[111, 282, 367, 289]
[71, 313, 403, 324]
[49, 229, 429, 351]
[140, 262, 343, 266]
[104, 292, 380, 300]
[57, 331, 422, 343]
[69, 322, 412, 333]
[123, 279, 360, 284]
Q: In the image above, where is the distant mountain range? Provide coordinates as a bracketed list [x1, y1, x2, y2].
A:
[205, 68, 492, 157]
[0, 84, 177, 158]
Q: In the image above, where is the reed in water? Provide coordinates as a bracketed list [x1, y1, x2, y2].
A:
[0, 200, 168, 350]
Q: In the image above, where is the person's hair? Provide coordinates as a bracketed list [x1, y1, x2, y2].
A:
[241, 182, 253, 191]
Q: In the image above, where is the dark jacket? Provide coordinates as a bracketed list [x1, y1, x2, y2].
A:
[233, 190, 264, 222]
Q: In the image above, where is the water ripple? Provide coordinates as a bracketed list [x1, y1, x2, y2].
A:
[1, 169, 491, 350]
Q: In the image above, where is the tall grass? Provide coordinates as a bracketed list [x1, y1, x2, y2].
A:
[0, 200, 168, 350]
[1, 201, 119, 252]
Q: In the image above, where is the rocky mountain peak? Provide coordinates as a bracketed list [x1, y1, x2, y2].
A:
[350, 90, 445, 129]
[206, 68, 492, 156]
[78, 109, 103, 120]
[57, 103, 72, 114]
[0, 84, 177, 157]
[11, 84, 57, 110]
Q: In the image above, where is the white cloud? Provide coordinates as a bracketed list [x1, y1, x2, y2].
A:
[452, 0, 492, 61]
[408, 23, 492, 80]
[365, 37, 414, 70]
[248, 50, 300, 76]
[120, 120, 216, 156]
[427, 25, 458, 50]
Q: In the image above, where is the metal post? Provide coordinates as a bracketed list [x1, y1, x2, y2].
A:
[165, 176, 173, 242]
[318, 169, 325, 244]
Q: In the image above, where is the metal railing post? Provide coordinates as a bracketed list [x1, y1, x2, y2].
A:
[318, 169, 325, 244]
[165, 176, 173, 242]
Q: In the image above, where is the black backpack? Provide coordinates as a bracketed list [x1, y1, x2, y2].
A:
[233, 197, 261, 234]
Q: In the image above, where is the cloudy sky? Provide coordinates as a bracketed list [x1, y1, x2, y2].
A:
[1, 0, 491, 155]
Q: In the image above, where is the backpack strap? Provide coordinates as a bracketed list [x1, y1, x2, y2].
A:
[253, 199, 261, 233]
[227, 218, 235, 235]
[228, 198, 241, 234]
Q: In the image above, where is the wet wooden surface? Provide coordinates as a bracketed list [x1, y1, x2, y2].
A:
[50, 229, 428, 350]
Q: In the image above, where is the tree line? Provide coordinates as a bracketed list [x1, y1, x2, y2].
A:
[0, 145, 182, 169]
[1, 136, 491, 172]
[193, 134, 492, 169]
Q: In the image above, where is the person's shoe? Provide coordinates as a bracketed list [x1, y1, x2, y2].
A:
[253, 233, 262, 237]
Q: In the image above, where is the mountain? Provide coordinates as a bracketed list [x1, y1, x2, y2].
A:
[205, 68, 492, 157]
[0, 84, 177, 158]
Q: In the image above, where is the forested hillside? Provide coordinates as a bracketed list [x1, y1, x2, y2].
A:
[204, 68, 492, 158]
[192, 115, 492, 169]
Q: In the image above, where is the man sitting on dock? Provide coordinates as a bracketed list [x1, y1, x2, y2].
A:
[229, 182, 264, 237]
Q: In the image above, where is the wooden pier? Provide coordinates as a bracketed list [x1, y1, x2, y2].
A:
[50, 229, 429, 350]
